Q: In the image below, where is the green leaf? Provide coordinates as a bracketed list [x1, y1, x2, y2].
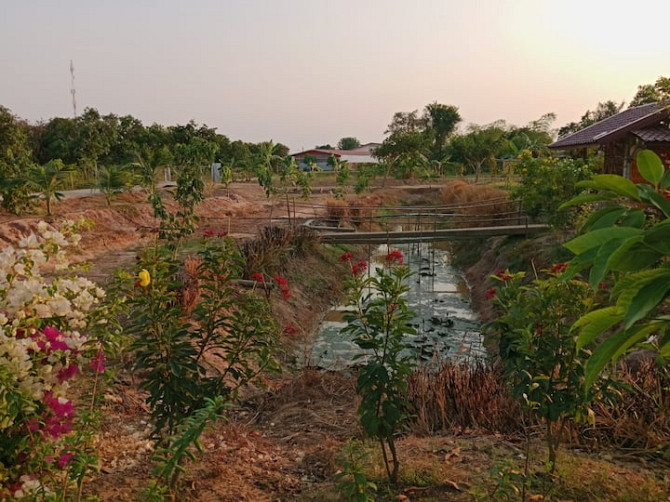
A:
[577, 175, 640, 201]
[584, 324, 659, 389]
[589, 238, 627, 289]
[605, 236, 662, 272]
[618, 209, 646, 228]
[637, 149, 664, 186]
[559, 192, 615, 210]
[661, 169, 670, 191]
[564, 227, 642, 255]
[637, 184, 670, 218]
[642, 220, 670, 255]
[562, 246, 598, 280]
[574, 307, 623, 350]
[624, 277, 670, 328]
[580, 206, 626, 231]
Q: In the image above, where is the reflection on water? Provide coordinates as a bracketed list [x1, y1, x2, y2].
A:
[304, 243, 484, 370]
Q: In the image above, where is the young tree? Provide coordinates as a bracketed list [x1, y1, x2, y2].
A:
[449, 123, 508, 182]
[27, 159, 71, 215]
[98, 164, 133, 205]
[0, 106, 33, 213]
[423, 102, 461, 161]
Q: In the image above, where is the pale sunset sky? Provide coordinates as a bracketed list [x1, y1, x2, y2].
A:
[1, 0, 669, 151]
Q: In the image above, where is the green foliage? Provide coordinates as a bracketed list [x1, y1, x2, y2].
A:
[97, 164, 133, 206]
[510, 151, 593, 226]
[150, 396, 228, 491]
[341, 252, 416, 483]
[334, 159, 350, 199]
[335, 440, 377, 502]
[0, 105, 33, 213]
[27, 159, 71, 215]
[484, 267, 602, 471]
[561, 149, 670, 387]
[448, 123, 508, 181]
[124, 235, 280, 439]
[338, 137, 361, 150]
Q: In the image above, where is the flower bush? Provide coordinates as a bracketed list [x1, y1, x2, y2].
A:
[0, 221, 116, 498]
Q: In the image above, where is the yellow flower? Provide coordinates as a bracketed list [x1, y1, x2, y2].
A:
[138, 269, 151, 287]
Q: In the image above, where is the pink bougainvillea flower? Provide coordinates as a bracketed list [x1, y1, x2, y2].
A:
[57, 452, 73, 468]
[385, 250, 404, 266]
[339, 252, 354, 262]
[484, 287, 497, 299]
[90, 350, 105, 374]
[57, 364, 79, 383]
[283, 323, 298, 335]
[252, 272, 265, 284]
[42, 327, 69, 353]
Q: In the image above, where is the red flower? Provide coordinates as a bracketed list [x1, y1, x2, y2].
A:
[549, 263, 568, 275]
[339, 252, 354, 262]
[536, 322, 543, 335]
[598, 281, 607, 289]
[494, 269, 513, 283]
[484, 287, 497, 299]
[252, 272, 265, 284]
[385, 250, 404, 266]
[273, 275, 288, 287]
[203, 228, 216, 238]
[283, 323, 298, 335]
[280, 287, 292, 301]
[356, 261, 367, 272]
[217, 230, 228, 238]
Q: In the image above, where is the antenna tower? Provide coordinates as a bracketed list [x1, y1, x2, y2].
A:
[69, 60, 77, 118]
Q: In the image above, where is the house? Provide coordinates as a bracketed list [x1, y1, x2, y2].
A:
[291, 142, 381, 171]
[549, 103, 670, 183]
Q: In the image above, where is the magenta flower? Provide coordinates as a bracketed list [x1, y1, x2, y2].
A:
[90, 351, 105, 374]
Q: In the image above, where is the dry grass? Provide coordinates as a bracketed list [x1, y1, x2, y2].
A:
[408, 360, 523, 435]
[440, 180, 516, 228]
[324, 199, 349, 227]
[586, 359, 670, 452]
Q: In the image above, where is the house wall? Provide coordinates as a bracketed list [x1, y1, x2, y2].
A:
[603, 142, 626, 175]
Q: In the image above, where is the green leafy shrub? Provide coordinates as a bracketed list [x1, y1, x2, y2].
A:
[511, 151, 593, 227]
[341, 250, 416, 483]
[484, 266, 606, 471]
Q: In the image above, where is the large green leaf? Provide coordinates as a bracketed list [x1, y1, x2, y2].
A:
[636, 149, 664, 186]
[642, 219, 670, 255]
[564, 227, 642, 255]
[661, 169, 670, 191]
[589, 238, 627, 289]
[637, 183, 670, 218]
[574, 306, 623, 350]
[577, 175, 640, 201]
[584, 323, 660, 389]
[605, 236, 662, 272]
[618, 209, 646, 228]
[581, 206, 626, 232]
[558, 192, 615, 210]
[562, 246, 598, 281]
[624, 276, 670, 328]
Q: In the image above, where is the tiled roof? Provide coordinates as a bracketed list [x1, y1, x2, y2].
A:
[550, 103, 668, 149]
[632, 125, 670, 143]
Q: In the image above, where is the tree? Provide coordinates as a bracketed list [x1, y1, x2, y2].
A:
[558, 101, 625, 138]
[373, 130, 429, 182]
[337, 137, 361, 150]
[423, 102, 461, 161]
[97, 164, 133, 205]
[27, 159, 71, 215]
[629, 76, 670, 107]
[315, 144, 333, 149]
[0, 106, 33, 213]
[449, 123, 508, 181]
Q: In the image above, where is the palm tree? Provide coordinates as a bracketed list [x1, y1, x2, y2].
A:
[97, 165, 132, 206]
[27, 159, 71, 216]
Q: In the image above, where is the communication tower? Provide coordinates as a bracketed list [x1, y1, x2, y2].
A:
[70, 60, 77, 118]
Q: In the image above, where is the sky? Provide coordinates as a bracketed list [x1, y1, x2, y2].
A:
[2, 0, 669, 152]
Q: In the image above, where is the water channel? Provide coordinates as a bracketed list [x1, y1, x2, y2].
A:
[304, 242, 485, 370]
